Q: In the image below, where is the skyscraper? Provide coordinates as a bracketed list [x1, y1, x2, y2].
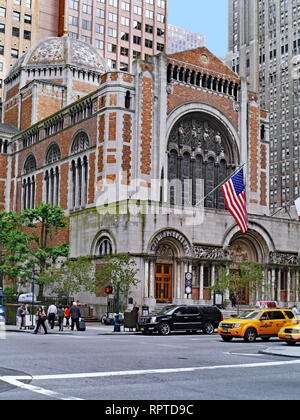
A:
[226, 0, 300, 213]
[167, 24, 206, 54]
[61, 0, 168, 72]
[0, 0, 168, 103]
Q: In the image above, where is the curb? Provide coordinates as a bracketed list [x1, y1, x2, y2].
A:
[260, 346, 300, 359]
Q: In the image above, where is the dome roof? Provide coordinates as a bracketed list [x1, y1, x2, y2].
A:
[7, 35, 109, 78]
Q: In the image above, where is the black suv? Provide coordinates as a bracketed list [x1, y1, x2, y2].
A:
[138, 305, 223, 335]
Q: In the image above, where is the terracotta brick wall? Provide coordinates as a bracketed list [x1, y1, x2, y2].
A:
[140, 76, 153, 176]
[168, 84, 239, 132]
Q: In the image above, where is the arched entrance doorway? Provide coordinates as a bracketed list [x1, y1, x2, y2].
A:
[148, 229, 192, 304]
[229, 230, 267, 305]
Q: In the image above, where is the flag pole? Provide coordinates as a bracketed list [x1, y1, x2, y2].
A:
[194, 162, 247, 208]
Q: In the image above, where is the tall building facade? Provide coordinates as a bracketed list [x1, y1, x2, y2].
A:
[0, 0, 168, 102]
[2, 33, 300, 312]
[0, 0, 60, 101]
[226, 0, 300, 213]
[61, 0, 168, 72]
[167, 24, 206, 54]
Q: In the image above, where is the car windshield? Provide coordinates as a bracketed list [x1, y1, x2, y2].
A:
[157, 305, 178, 315]
[237, 310, 262, 320]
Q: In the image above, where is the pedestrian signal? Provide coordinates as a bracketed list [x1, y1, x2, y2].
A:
[105, 285, 113, 295]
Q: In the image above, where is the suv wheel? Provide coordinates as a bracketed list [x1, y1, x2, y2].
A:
[159, 322, 171, 336]
[244, 328, 257, 343]
[203, 322, 214, 335]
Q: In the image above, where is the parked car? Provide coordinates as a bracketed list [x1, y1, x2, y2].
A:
[278, 322, 300, 346]
[218, 308, 297, 343]
[138, 305, 223, 336]
[0, 305, 5, 325]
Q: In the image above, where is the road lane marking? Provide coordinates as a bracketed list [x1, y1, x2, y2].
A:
[0, 376, 83, 400]
[4, 359, 300, 383]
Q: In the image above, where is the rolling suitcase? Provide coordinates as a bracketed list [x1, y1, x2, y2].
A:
[79, 318, 86, 331]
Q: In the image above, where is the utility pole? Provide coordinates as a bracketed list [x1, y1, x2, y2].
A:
[30, 263, 35, 330]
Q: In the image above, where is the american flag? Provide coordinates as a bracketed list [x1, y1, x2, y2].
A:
[221, 169, 248, 234]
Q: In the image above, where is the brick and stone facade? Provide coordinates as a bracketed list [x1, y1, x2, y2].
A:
[1, 37, 300, 314]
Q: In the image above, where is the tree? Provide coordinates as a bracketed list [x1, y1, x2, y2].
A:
[48, 257, 96, 304]
[95, 254, 140, 297]
[210, 262, 265, 311]
[0, 211, 32, 287]
[20, 203, 69, 297]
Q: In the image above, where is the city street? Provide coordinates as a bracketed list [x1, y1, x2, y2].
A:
[1, 325, 300, 401]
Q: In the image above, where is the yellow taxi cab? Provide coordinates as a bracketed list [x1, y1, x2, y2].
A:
[218, 308, 297, 343]
[278, 322, 300, 346]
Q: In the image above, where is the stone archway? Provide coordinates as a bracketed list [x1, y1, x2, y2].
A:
[147, 229, 192, 304]
[229, 230, 268, 304]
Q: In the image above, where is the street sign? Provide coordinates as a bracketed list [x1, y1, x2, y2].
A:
[185, 272, 192, 295]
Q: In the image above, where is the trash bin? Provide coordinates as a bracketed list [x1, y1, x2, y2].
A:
[124, 311, 138, 331]
[142, 306, 149, 316]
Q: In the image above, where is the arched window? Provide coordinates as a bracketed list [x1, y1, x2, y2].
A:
[71, 131, 90, 155]
[45, 167, 59, 206]
[23, 154, 37, 174]
[98, 237, 113, 256]
[167, 112, 236, 210]
[22, 176, 35, 210]
[45, 143, 61, 165]
[70, 155, 88, 210]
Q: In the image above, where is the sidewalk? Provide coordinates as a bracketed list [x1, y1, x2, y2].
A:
[5, 323, 140, 336]
[260, 345, 300, 359]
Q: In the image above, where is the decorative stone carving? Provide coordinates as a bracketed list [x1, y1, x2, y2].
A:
[156, 244, 175, 258]
[29, 38, 65, 64]
[269, 252, 299, 266]
[150, 230, 192, 256]
[193, 245, 230, 260]
[71, 39, 106, 70]
[9, 36, 108, 79]
[168, 113, 227, 158]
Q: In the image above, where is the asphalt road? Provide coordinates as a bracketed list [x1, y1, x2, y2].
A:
[1, 326, 300, 401]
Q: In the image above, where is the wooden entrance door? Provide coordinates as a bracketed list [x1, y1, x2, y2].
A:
[155, 264, 172, 303]
[230, 270, 249, 305]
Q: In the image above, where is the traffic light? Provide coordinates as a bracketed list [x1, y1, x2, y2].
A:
[105, 285, 113, 295]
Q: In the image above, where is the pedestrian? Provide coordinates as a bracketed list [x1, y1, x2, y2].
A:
[16, 304, 25, 330]
[64, 305, 71, 329]
[57, 305, 64, 332]
[292, 305, 299, 316]
[76, 300, 81, 307]
[70, 301, 81, 331]
[34, 306, 48, 335]
[231, 292, 236, 308]
[47, 302, 57, 329]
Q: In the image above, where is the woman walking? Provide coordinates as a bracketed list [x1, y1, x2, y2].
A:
[34, 306, 48, 335]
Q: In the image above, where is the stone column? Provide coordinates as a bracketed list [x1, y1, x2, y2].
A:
[199, 263, 204, 301]
[271, 269, 276, 301]
[287, 269, 291, 304]
[149, 259, 155, 299]
[278, 269, 282, 304]
[144, 260, 149, 299]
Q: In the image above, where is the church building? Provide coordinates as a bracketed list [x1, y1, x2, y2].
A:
[0, 35, 300, 313]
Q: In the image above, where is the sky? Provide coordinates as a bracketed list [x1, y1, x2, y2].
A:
[168, 0, 228, 59]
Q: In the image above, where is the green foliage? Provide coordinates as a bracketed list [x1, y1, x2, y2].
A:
[20, 203, 69, 295]
[210, 262, 265, 296]
[47, 256, 96, 303]
[0, 204, 69, 295]
[96, 254, 140, 295]
[0, 211, 32, 285]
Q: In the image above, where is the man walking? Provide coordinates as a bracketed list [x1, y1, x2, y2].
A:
[47, 302, 57, 329]
[70, 302, 81, 331]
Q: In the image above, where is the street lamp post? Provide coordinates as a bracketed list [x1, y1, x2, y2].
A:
[30, 263, 35, 330]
